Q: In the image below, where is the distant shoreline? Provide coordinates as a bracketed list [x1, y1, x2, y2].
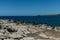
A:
[37, 14, 60, 16]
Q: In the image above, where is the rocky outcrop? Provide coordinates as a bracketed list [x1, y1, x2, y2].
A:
[0, 19, 60, 40]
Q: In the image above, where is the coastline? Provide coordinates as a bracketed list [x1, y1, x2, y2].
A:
[0, 19, 60, 40]
[0, 16, 60, 27]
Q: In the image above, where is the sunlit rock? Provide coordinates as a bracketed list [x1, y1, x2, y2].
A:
[54, 26, 60, 32]
[46, 26, 52, 30]
[9, 32, 23, 39]
[0, 19, 59, 40]
[22, 37, 35, 40]
[39, 32, 49, 38]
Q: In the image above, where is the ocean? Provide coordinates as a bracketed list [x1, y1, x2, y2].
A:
[0, 16, 60, 27]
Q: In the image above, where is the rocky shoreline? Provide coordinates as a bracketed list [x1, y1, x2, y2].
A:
[0, 19, 60, 40]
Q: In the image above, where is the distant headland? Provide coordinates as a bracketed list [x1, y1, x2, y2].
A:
[37, 14, 60, 16]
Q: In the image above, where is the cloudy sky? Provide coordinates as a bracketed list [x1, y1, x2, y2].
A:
[0, 0, 60, 16]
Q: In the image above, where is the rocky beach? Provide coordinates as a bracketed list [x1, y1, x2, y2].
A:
[0, 19, 59, 40]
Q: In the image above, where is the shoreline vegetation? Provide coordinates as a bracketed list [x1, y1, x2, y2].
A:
[0, 19, 60, 40]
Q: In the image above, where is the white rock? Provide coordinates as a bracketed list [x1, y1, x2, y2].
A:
[23, 37, 35, 40]
[0, 33, 4, 35]
[0, 29, 5, 33]
[54, 26, 60, 32]
[0, 35, 6, 39]
[9, 32, 23, 38]
[39, 32, 48, 38]
[4, 39, 14, 40]
[46, 26, 52, 30]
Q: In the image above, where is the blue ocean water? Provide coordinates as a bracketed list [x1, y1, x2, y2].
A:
[0, 16, 60, 27]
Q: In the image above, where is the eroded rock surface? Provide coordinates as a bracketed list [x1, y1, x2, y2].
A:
[0, 19, 60, 40]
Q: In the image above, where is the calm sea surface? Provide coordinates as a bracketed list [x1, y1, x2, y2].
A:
[0, 16, 60, 27]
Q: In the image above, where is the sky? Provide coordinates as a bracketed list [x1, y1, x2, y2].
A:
[0, 0, 60, 16]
